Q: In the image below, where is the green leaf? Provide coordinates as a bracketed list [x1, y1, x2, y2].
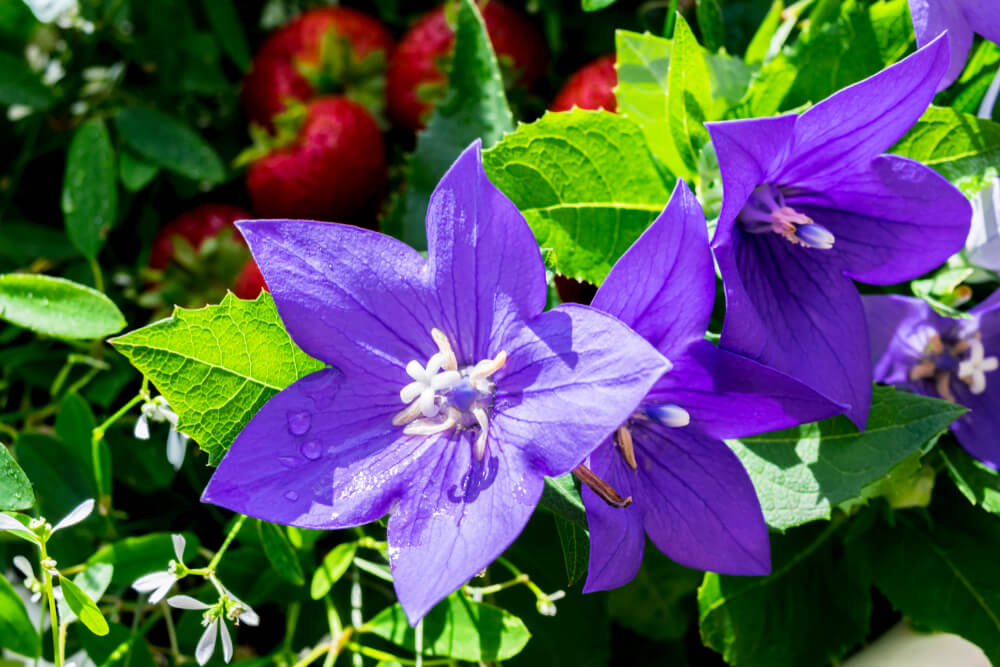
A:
[56, 393, 110, 501]
[744, 0, 784, 65]
[892, 106, 1000, 193]
[112, 292, 323, 464]
[369, 594, 531, 662]
[118, 150, 160, 192]
[940, 441, 1000, 517]
[0, 51, 55, 110]
[0, 222, 77, 265]
[115, 108, 225, 185]
[77, 620, 156, 667]
[200, 0, 251, 69]
[15, 434, 92, 521]
[667, 15, 712, 177]
[62, 119, 117, 259]
[311, 541, 358, 599]
[0, 574, 39, 657]
[0, 274, 126, 340]
[581, 0, 618, 10]
[869, 0, 915, 66]
[730, 387, 965, 530]
[553, 515, 588, 587]
[868, 490, 1000, 664]
[59, 563, 114, 627]
[609, 550, 702, 642]
[0, 444, 34, 511]
[695, 0, 724, 52]
[482, 110, 670, 285]
[87, 532, 199, 586]
[698, 522, 870, 667]
[391, 0, 513, 249]
[539, 474, 587, 527]
[60, 576, 109, 636]
[257, 519, 305, 586]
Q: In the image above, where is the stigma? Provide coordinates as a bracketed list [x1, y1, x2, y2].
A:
[909, 332, 998, 401]
[393, 328, 506, 461]
[739, 184, 835, 250]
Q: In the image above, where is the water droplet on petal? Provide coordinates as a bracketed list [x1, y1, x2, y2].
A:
[300, 367, 344, 410]
[284, 490, 299, 502]
[278, 456, 301, 469]
[300, 439, 321, 461]
[286, 410, 311, 436]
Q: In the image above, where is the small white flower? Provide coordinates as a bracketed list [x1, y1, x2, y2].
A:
[132, 534, 186, 604]
[136, 397, 190, 470]
[51, 499, 95, 533]
[14, 556, 42, 603]
[537, 590, 565, 617]
[167, 591, 254, 665]
[0, 514, 33, 537]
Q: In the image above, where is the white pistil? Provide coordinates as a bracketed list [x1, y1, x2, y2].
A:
[958, 338, 999, 394]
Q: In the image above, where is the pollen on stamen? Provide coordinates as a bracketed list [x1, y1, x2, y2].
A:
[644, 403, 691, 428]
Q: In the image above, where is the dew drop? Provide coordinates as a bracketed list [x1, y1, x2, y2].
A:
[286, 410, 312, 436]
[284, 490, 299, 502]
[300, 439, 321, 461]
[278, 456, 301, 469]
[300, 367, 344, 410]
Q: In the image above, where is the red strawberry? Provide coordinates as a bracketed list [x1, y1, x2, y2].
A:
[386, 1, 548, 131]
[149, 204, 251, 270]
[244, 97, 386, 222]
[241, 7, 395, 127]
[550, 55, 617, 112]
[233, 258, 269, 299]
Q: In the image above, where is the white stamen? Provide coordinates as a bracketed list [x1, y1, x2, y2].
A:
[431, 328, 458, 371]
[404, 413, 458, 437]
[958, 338, 999, 394]
[472, 407, 489, 461]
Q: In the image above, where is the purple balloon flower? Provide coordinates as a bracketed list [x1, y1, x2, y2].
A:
[707, 35, 971, 429]
[909, 0, 1000, 89]
[581, 181, 844, 592]
[200, 141, 670, 622]
[864, 292, 1000, 468]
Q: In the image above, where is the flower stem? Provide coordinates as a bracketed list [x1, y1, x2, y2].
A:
[89, 258, 105, 293]
[208, 515, 248, 570]
[92, 392, 145, 441]
[344, 643, 453, 666]
[39, 545, 63, 667]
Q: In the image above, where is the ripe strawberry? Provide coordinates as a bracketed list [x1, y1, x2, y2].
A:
[233, 258, 269, 299]
[149, 204, 251, 271]
[241, 7, 394, 127]
[550, 55, 617, 112]
[244, 97, 386, 222]
[386, 1, 548, 131]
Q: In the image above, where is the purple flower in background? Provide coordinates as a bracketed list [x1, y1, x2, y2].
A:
[581, 181, 844, 591]
[201, 141, 670, 622]
[865, 292, 1000, 467]
[707, 35, 971, 429]
[909, 0, 1000, 89]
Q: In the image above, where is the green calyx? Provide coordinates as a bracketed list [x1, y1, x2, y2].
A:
[296, 28, 388, 127]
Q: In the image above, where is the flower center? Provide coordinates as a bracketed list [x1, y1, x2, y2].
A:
[393, 328, 506, 461]
[613, 402, 691, 470]
[909, 332, 998, 401]
[739, 184, 835, 250]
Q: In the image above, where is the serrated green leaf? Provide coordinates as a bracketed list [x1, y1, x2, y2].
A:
[730, 387, 965, 530]
[539, 474, 587, 527]
[118, 150, 160, 192]
[311, 541, 357, 599]
[112, 293, 323, 464]
[868, 489, 1000, 663]
[115, 107, 225, 185]
[257, 519, 305, 586]
[369, 594, 531, 661]
[941, 441, 1000, 517]
[62, 119, 117, 259]
[200, 0, 251, 69]
[609, 550, 701, 642]
[60, 577, 109, 636]
[0, 444, 33, 511]
[389, 0, 513, 249]
[553, 515, 588, 587]
[0, 573, 39, 657]
[892, 106, 1000, 193]
[87, 532, 199, 586]
[698, 522, 870, 667]
[483, 110, 670, 285]
[0, 274, 126, 340]
[0, 51, 54, 110]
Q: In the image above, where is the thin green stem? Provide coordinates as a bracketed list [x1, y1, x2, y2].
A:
[344, 643, 453, 666]
[662, 0, 679, 38]
[39, 544, 63, 667]
[93, 393, 144, 441]
[208, 514, 247, 570]
[89, 258, 105, 293]
[161, 599, 180, 660]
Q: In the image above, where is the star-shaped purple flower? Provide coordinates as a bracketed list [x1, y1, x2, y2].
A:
[909, 0, 1000, 89]
[200, 141, 670, 622]
[707, 35, 972, 429]
[864, 291, 1000, 467]
[581, 181, 844, 591]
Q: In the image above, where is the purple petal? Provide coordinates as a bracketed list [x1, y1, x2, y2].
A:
[862, 294, 940, 385]
[592, 180, 716, 358]
[909, 0, 973, 88]
[651, 339, 845, 439]
[706, 115, 797, 248]
[387, 429, 543, 623]
[716, 231, 872, 427]
[779, 35, 949, 190]
[425, 140, 547, 362]
[951, 382, 1000, 469]
[960, 1, 1000, 46]
[237, 219, 440, 378]
[202, 368, 430, 530]
[491, 304, 671, 477]
[789, 156, 970, 285]
[581, 440, 646, 593]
